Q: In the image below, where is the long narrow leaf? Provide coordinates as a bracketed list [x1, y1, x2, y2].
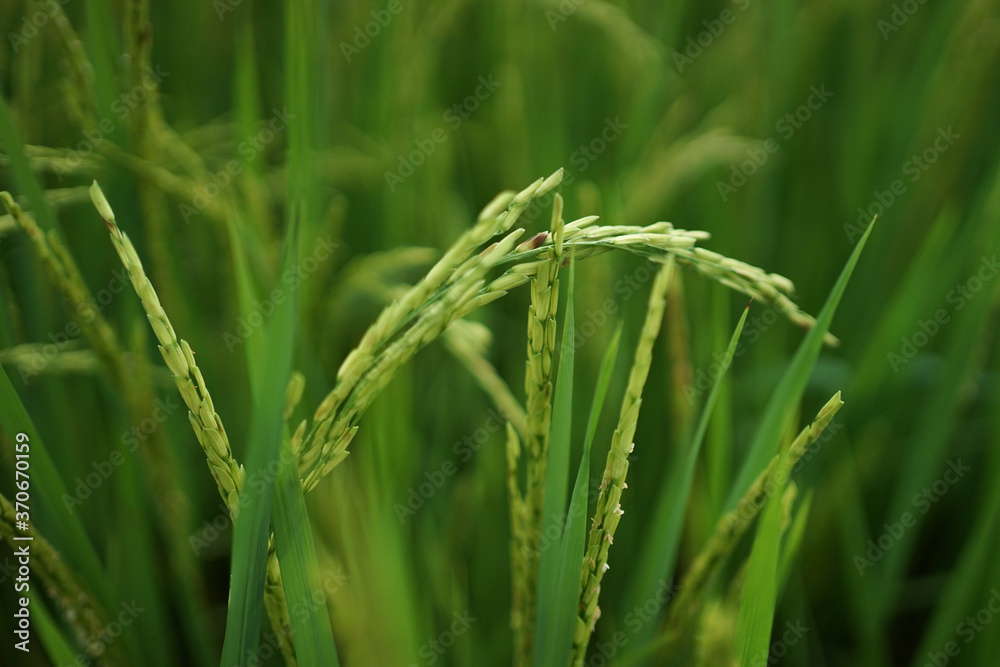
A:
[777, 489, 814, 593]
[733, 476, 787, 665]
[220, 222, 299, 666]
[535, 260, 577, 666]
[725, 222, 874, 512]
[0, 364, 110, 607]
[734, 394, 843, 665]
[33, 594, 80, 667]
[624, 304, 750, 651]
[0, 97, 58, 233]
[272, 435, 340, 666]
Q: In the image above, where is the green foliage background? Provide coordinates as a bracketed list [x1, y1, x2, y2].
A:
[1, 0, 999, 665]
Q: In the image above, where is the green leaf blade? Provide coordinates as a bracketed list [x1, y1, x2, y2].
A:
[725, 222, 875, 513]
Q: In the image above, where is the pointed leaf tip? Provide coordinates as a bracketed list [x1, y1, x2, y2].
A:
[89, 181, 116, 229]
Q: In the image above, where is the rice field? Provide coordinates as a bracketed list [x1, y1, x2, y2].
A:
[1, 1, 999, 666]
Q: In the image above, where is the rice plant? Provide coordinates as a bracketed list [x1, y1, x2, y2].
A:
[1, 1, 998, 666]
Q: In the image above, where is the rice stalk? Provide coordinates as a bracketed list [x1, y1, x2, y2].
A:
[443, 320, 527, 439]
[4, 184, 215, 663]
[0, 493, 122, 664]
[295, 171, 564, 491]
[284, 370, 307, 422]
[90, 182, 244, 513]
[43, 0, 95, 130]
[505, 421, 530, 659]
[0, 187, 91, 235]
[79, 146, 834, 665]
[507, 191, 565, 664]
[0, 342, 101, 376]
[124, 0, 185, 315]
[0, 144, 103, 176]
[653, 393, 843, 659]
[289, 170, 821, 501]
[100, 144, 232, 223]
[89, 183, 302, 655]
[43, 0, 219, 214]
[264, 535, 297, 666]
[88, 169, 828, 666]
[571, 257, 675, 665]
[0, 192, 125, 387]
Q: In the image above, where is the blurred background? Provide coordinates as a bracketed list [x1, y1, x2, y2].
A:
[1, 0, 999, 665]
